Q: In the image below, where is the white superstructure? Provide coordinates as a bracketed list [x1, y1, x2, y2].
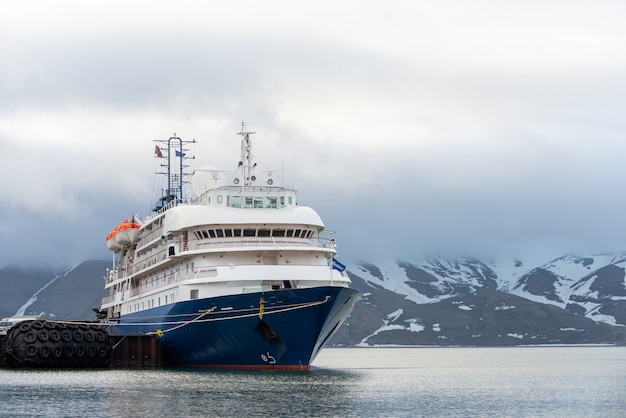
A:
[101, 128, 351, 320]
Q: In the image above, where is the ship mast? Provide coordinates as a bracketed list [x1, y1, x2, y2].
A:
[237, 123, 256, 187]
[153, 135, 196, 211]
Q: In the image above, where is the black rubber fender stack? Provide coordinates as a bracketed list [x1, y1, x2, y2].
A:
[3, 320, 112, 369]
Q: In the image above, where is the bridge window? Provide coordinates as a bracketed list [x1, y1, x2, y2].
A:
[266, 196, 277, 208]
[228, 196, 242, 208]
[190, 289, 199, 300]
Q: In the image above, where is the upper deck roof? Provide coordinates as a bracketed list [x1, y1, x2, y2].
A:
[163, 204, 325, 233]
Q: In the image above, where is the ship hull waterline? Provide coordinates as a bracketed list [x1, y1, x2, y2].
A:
[105, 286, 360, 370]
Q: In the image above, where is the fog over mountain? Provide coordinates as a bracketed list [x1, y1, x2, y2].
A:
[3, 1, 626, 268]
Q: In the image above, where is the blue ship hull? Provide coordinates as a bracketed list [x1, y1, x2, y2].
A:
[106, 286, 360, 369]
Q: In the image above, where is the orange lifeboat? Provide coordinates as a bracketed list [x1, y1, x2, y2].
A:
[106, 229, 123, 252]
[106, 220, 141, 251]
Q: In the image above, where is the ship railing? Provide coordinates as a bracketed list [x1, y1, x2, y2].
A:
[153, 196, 192, 216]
[128, 267, 214, 297]
[130, 270, 181, 296]
[124, 263, 342, 299]
[135, 227, 165, 250]
[111, 236, 337, 283]
[131, 248, 169, 275]
[101, 294, 115, 305]
[105, 269, 119, 284]
[185, 236, 336, 251]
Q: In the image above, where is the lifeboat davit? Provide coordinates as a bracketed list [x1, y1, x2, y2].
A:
[106, 220, 141, 251]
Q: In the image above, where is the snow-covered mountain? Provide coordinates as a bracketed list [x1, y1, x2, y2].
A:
[332, 253, 626, 346]
[0, 261, 109, 321]
[511, 252, 626, 326]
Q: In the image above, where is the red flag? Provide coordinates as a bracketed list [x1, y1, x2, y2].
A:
[155, 145, 163, 158]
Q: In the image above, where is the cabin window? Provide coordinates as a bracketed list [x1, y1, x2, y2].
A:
[245, 196, 254, 208]
[158, 297, 161, 306]
[228, 196, 242, 208]
[190, 289, 199, 300]
[165, 295, 168, 304]
[254, 197, 263, 208]
[280, 196, 285, 207]
[217, 195, 223, 204]
[288, 196, 293, 205]
[266, 196, 277, 208]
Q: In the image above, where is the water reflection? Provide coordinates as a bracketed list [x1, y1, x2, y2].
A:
[100, 368, 362, 417]
[2, 347, 626, 417]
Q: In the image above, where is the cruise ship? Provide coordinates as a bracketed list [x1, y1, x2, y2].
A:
[100, 126, 361, 369]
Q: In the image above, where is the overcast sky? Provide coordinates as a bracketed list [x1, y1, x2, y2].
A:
[2, 1, 626, 269]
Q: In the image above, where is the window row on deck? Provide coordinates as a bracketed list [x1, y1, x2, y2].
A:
[211, 194, 294, 208]
[192, 227, 315, 240]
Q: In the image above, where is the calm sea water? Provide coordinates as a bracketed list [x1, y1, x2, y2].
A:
[1, 347, 625, 417]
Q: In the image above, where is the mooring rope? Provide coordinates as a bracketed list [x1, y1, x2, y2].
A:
[104, 296, 331, 330]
